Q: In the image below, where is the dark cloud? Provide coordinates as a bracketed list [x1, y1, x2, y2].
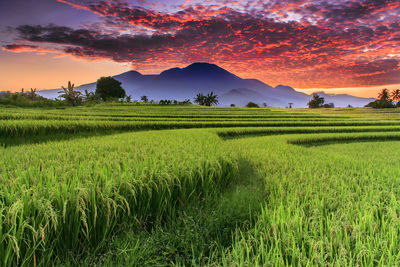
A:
[3, 44, 39, 51]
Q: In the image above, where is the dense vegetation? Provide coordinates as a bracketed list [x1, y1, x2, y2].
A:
[1, 103, 400, 266]
[96, 77, 126, 101]
[307, 93, 335, 108]
[365, 89, 400, 108]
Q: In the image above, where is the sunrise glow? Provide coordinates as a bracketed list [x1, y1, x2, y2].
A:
[1, 0, 399, 96]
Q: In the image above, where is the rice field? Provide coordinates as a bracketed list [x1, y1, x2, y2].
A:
[1, 104, 400, 266]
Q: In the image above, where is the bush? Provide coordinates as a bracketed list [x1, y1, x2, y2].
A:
[0, 91, 63, 107]
[323, 103, 335, 108]
[245, 102, 259, 108]
[365, 100, 395, 108]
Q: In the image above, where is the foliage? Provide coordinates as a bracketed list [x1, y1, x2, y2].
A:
[58, 81, 83, 106]
[125, 95, 132, 103]
[322, 103, 335, 108]
[0, 90, 62, 107]
[96, 77, 126, 101]
[245, 102, 259, 108]
[83, 89, 101, 103]
[365, 88, 397, 108]
[307, 93, 325, 108]
[378, 88, 391, 102]
[391, 89, 400, 106]
[194, 92, 219, 106]
[27, 88, 37, 100]
[204, 91, 219, 106]
[140, 95, 148, 103]
[194, 93, 206, 105]
[159, 99, 172, 105]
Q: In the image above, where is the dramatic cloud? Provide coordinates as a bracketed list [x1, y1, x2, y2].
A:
[3, 0, 400, 88]
[3, 44, 40, 52]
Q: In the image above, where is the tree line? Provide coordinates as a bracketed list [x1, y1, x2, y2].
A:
[5, 77, 397, 109]
[365, 89, 400, 108]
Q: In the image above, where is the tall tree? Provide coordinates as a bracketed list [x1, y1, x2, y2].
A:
[204, 92, 219, 106]
[378, 88, 390, 102]
[96, 77, 126, 101]
[365, 89, 395, 108]
[194, 93, 206, 105]
[391, 89, 400, 103]
[307, 94, 325, 108]
[141, 95, 148, 103]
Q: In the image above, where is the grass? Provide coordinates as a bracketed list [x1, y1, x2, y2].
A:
[220, 137, 400, 266]
[1, 104, 400, 266]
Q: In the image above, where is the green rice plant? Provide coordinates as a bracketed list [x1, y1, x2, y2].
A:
[2, 105, 400, 266]
[2, 119, 400, 140]
[217, 134, 400, 266]
[0, 130, 238, 265]
[217, 126, 400, 139]
[287, 132, 400, 146]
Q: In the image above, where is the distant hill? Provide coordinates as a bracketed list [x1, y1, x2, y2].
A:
[38, 62, 375, 108]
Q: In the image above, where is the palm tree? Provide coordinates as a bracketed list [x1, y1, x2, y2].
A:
[391, 89, 400, 102]
[141, 95, 148, 103]
[288, 103, 293, 108]
[58, 81, 82, 106]
[204, 91, 219, 106]
[378, 89, 390, 102]
[27, 88, 37, 100]
[194, 93, 205, 105]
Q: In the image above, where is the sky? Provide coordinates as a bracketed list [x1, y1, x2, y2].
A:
[0, 0, 399, 97]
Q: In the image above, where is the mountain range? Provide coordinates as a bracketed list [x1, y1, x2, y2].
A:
[38, 63, 375, 108]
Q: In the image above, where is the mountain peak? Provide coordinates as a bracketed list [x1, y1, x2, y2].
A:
[275, 85, 295, 91]
[184, 62, 224, 71]
[114, 70, 143, 80]
[158, 62, 239, 81]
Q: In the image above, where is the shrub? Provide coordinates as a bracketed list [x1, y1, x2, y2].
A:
[365, 100, 395, 108]
[323, 103, 335, 108]
[245, 102, 259, 108]
[0, 90, 63, 107]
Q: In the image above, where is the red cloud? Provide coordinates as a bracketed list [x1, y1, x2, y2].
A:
[4, 0, 400, 88]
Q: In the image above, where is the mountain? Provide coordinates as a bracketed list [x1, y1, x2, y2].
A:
[38, 63, 375, 108]
[311, 92, 375, 108]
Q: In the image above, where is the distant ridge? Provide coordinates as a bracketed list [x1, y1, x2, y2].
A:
[38, 63, 375, 108]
